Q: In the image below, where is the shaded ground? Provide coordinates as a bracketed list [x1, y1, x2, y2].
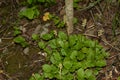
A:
[0, 0, 120, 80]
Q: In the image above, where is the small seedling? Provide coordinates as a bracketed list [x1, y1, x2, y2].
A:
[13, 27, 21, 36]
[50, 15, 65, 28]
[14, 36, 29, 47]
[19, 6, 39, 20]
[32, 34, 39, 41]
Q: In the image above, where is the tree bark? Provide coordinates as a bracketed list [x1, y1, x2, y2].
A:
[65, 0, 74, 35]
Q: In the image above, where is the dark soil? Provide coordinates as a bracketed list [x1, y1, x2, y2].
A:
[0, 0, 120, 80]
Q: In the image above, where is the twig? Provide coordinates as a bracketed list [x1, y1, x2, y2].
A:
[90, 10, 96, 24]
[90, 0, 103, 15]
[1, 72, 17, 80]
[83, 33, 98, 38]
[101, 39, 120, 52]
[78, 0, 102, 11]
[83, 33, 120, 52]
[0, 42, 14, 51]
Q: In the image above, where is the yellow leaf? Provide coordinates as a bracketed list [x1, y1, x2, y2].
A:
[43, 12, 50, 21]
[0, 70, 3, 73]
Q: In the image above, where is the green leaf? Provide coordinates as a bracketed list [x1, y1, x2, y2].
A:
[85, 69, 93, 78]
[57, 21, 65, 28]
[93, 69, 99, 76]
[32, 34, 39, 40]
[34, 8, 40, 18]
[84, 40, 96, 48]
[72, 39, 83, 50]
[56, 39, 69, 49]
[41, 33, 53, 40]
[38, 41, 46, 49]
[69, 34, 78, 47]
[14, 36, 28, 47]
[77, 52, 85, 60]
[50, 51, 62, 65]
[21, 42, 29, 47]
[71, 62, 81, 72]
[81, 47, 88, 53]
[51, 65, 58, 73]
[53, 52, 61, 61]
[58, 31, 68, 40]
[70, 50, 78, 60]
[118, 76, 120, 80]
[48, 39, 57, 49]
[43, 65, 58, 79]
[29, 73, 44, 80]
[14, 30, 21, 36]
[43, 72, 53, 79]
[14, 36, 25, 43]
[19, 8, 34, 19]
[19, 7, 39, 19]
[63, 60, 72, 70]
[66, 73, 74, 80]
[77, 68, 85, 79]
[80, 60, 88, 69]
[50, 56, 56, 64]
[87, 75, 96, 80]
[86, 48, 95, 60]
[44, 47, 52, 55]
[61, 69, 69, 75]
[63, 41, 69, 49]
[56, 38, 64, 48]
[95, 60, 106, 67]
[42, 64, 52, 73]
[60, 49, 67, 56]
[73, 17, 78, 24]
[27, 0, 33, 4]
[54, 19, 60, 25]
[77, 34, 85, 42]
[85, 60, 95, 67]
[101, 49, 109, 58]
[13, 27, 21, 36]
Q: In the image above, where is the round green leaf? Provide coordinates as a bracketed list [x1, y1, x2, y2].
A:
[70, 50, 78, 60]
[77, 68, 85, 79]
[41, 34, 52, 40]
[38, 41, 46, 49]
[85, 69, 93, 78]
[29, 73, 44, 80]
[32, 34, 39, 40]
[58, 31, 68, 40]
[14, 36, 25, 43]
[63, 61, 72, 70]
[42, 64, 52, 73]
[95, 60, 106, 67]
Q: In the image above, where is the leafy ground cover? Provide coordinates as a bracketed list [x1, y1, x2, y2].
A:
[0, 0, 120, 80]
[29, 31, 109, 80]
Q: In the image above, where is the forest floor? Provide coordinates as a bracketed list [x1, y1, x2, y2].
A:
[0, 0, 120, 80]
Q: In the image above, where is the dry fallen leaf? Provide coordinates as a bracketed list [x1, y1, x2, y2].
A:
[82, 19, 87, 28]
[98, 29, 104, 36]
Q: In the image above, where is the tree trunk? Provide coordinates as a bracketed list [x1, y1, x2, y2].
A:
[65, 0, 74, 35]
